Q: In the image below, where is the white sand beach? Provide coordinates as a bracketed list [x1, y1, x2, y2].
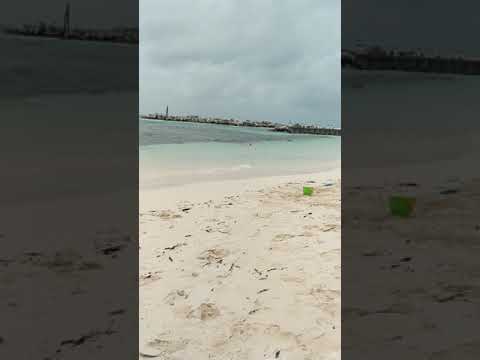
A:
[139, 168, 341, 360]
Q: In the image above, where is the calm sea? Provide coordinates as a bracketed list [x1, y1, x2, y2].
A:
[140, 119, 340, 188]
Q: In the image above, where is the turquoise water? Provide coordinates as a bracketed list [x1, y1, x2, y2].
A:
[140, 119, 340, 187]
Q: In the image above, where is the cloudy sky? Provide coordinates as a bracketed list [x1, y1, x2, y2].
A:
[140, 0, 340, 126]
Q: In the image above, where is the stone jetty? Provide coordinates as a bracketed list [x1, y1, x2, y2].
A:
[141, 113, 341, 136]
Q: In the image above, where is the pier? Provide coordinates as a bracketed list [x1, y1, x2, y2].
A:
[141, 113, 341, 136]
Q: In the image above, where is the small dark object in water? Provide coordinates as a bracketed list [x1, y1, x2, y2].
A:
[181, 207, 191, 212]
[275, 350, 281, 358]
[440, 189, 459, 195]
[168, 256, 173, 262]
[257, 288, 269, 294]
[400, 257, 412, 262]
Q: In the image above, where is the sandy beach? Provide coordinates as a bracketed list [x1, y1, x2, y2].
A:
[139, 168, 341, 360]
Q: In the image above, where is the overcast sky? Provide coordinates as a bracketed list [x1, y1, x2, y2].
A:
[140, 0, 340, 126]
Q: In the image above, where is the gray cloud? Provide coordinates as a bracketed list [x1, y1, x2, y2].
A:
[140, 0, 340, 126]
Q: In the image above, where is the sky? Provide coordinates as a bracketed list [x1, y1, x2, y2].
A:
[140, 0, 340, 126]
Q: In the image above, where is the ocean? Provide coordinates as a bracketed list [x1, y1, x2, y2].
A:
[140, 119, 340, 188]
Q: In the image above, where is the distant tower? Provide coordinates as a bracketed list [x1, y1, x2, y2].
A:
[63, 3, 71, 38]
[166, 105, 169, 118]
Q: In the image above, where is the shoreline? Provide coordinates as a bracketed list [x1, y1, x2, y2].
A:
[140, 167, 340, 210]
[140, 165, 341, 191]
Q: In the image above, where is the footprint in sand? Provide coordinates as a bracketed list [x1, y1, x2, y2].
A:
[198, 248, 229, 265]
[280, 275, 305, 284]
[163, 289, 189, 305]
[187, 303, 220, 320]
[143, 210, 182, 220]
[203, 220, 231, 234]
[255, 212, 273, 219]
[224, 322, 300, 357]
[140, 271, 162, 286]
[298, 231, 315, 237]
[309, 287, 340, 303]
[141, 337, 189, 358]
[304, 224, 322, 231]
[273, 234, 295, 242]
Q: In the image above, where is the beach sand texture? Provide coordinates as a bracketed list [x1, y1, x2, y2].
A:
[139, 170, 341, 360]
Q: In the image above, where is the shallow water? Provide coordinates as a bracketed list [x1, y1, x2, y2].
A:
[140, 119, 340, 187]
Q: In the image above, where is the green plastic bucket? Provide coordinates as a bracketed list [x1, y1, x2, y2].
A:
[303, 186, 314, 196]
[389, 196, 416, 217]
